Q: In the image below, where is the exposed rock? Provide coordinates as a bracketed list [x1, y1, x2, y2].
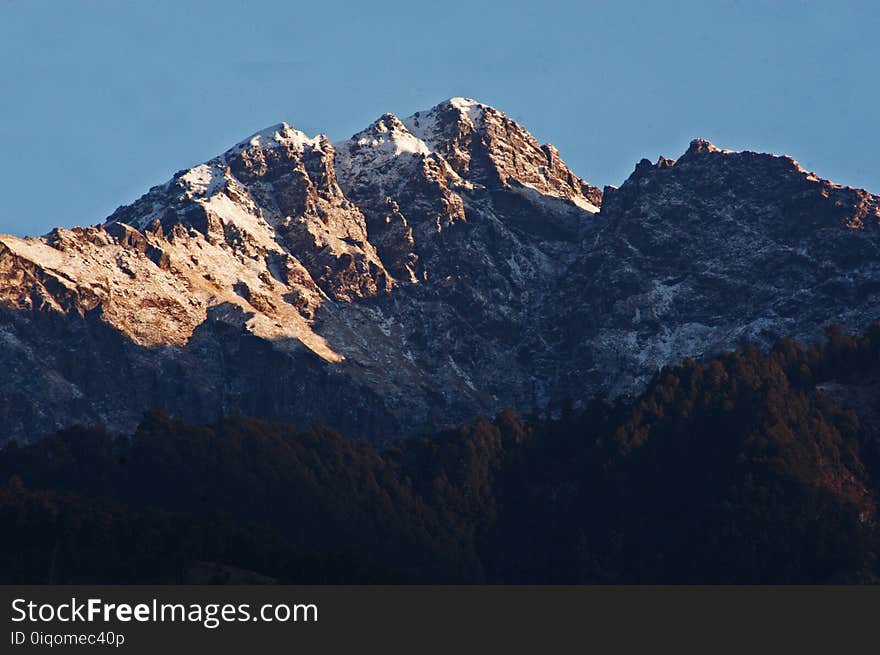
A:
[548, 139, 880, 399]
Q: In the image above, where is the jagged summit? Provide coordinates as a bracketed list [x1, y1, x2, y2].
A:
[229, 122, 320, 153]
[625, 138, 842, 196]
[401, 97, 602, 210]
[333, 112, 444, 190]
[682, 138, 722, 157]
[403, 97, 488, 150]
[2, 100, 879, 444]
[347, 113, 432, 158]
[104, 96, 600, 242]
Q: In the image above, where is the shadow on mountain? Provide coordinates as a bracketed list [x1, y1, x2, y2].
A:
[0, 303, 402, 444]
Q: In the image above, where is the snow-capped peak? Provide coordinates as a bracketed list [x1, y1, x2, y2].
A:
[446, 97, 486, 125]
[224, 122, 322, 159]
[402, 97, 489, 150]
[447, 96, 481, 109]
[348, 113, 431, 158]
[332, 113, 450, 204]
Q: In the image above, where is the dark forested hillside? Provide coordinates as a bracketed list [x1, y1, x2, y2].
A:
[2, 324, 880, 584]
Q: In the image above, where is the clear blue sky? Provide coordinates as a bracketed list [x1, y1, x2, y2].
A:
[1, 0, 877, 236]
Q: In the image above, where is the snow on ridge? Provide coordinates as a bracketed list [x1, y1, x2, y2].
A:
[346, 114, 432, 159]
[513, 179, 600, 215]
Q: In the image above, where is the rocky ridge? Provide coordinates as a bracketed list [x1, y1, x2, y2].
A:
[547, 139, 880, 398]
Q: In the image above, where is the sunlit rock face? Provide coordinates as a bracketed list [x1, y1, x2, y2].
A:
[1, 99, 878, 443]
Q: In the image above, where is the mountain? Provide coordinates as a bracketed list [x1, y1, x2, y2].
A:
[0, 99, 878, 443]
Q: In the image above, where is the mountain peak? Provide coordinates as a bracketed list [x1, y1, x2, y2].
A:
[346, 113, 432, 159]
[399, 98, 601, 208]
[224, 122, 322, 158]
[684, 138, 720, 156]
[446, 96, 483, 108]
[443, 97, 488, 124]
[401, 99, 486, 155]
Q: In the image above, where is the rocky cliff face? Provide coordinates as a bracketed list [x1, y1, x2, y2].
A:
[547, 140, 880, 399]
[0, 99, 878, 443]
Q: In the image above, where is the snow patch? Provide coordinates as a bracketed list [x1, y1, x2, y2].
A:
[447, 355, 477, 391]
[569, 194, 601, 213]
[511, 180, 599, 215]
[180, 163, 226, 198]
